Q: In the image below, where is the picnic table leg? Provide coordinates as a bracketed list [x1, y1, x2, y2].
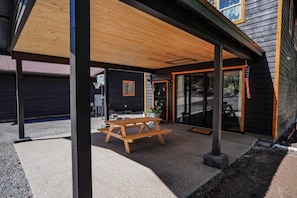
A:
[137, 123, 145, 133]
[153, 120, 165, 144]
[123, 140, 131, 153]
[157, 134, 165, 144]
[121, 125, 131, 153]
[105, 125, 115, 143]
[105, 133, 111, 143]
[154, 120, 160, 130]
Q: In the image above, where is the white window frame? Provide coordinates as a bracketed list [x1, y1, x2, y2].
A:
[214, 0, 245, 24]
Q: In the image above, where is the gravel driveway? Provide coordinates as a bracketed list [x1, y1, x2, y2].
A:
[0, 141, 33, 197]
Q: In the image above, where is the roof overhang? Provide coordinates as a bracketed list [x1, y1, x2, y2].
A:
[122, 0, 264, 60]
[7, 0, 264, 72]
[0, 0, 11, 54]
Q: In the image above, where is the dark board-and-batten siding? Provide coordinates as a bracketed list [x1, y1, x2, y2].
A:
[108, 70, 144, 113]
[237, 0, 278, 135]
[0, 73, 70, 121]
[277, 0, 297, 139]
[0, 74, 16, 121]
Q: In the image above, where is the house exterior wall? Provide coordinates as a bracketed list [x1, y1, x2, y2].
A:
[0, 73, 70, 121]
[235, 0, 279, 135]
[108, 70, 144, 112]
[0, 69, 144, 121]
[145, 73, 153, 111]
[148, 1, 297, 138]
[0, 74, 17, 121]
[277, 0, 297, 139]
[238, 0, 297, 138]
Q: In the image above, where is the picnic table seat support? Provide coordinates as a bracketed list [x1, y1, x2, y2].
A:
[98, 127, 171, 153]
[122, 129, 171, 153]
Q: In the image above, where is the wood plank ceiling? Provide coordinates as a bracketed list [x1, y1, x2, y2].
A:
[13, 0, 237, 69]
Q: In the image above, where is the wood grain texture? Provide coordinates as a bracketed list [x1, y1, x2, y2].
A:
[14, 0, 236, 69]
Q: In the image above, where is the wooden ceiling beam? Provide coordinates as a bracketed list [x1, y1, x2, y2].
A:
[12, 51, 155, 73]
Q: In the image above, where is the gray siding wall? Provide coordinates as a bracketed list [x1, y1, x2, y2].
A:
[277, 0, 297, 138]
[145, 73, 153, 111]
[236, 0, 278, 135]
[238, 2, 278, 69]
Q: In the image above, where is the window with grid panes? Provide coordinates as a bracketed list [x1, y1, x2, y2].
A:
[209, 0, 245, 24]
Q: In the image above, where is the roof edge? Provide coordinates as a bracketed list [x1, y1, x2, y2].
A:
[121, 0, 264, 61]
[180, 0, 264, 56]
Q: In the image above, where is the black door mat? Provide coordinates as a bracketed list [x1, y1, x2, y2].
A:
[188, 127, 212, 135]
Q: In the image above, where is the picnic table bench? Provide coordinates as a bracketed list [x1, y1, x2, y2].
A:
[97, 117, 171, 153]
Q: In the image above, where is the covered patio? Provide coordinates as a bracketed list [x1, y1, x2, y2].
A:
[0, 0, 264, 197]
[11, 118, 257, 197]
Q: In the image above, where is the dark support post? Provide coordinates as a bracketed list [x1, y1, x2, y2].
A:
[16, 59, 25, 139]
[104, 68, 109, 121]
[212, 44, 223, 155]
[204, 44, 229, 169]
[70, 0, 92, 197]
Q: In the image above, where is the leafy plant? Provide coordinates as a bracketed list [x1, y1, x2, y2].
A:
[147, 101, 162, 114]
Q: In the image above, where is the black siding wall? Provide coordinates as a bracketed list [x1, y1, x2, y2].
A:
[277, 0, 297, 138]
[237, 0, 278, 135]
[108, 70, 144, 112]
[0, 74, 16, 120]
[0, 73, 70, 121]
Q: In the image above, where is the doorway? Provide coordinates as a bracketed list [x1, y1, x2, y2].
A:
[175, 69, 243, 132]
[152, 81, 168, 122]
[176, 72, 214, 128]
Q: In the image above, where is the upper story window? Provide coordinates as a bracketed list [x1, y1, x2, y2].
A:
[208, 0, 245, 24]
[218, 0, 245, 23]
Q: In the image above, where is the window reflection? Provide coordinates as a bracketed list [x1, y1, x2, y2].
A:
[175, 69, 243, 132]
[218, 0, 243, 23]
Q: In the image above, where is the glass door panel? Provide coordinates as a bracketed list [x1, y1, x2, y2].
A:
[189, 73, 205, 126]
[175, 70, 242, 132]
[222, 70, 242, 132]
[205, 73, 214, 128]
[176, 75, 189, 124]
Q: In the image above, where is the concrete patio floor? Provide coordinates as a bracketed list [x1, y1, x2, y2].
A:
[7, 115, 257, 198]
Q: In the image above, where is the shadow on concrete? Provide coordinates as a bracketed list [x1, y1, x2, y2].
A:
[90, 123, 257, 198]
[12, 116, 70, 125]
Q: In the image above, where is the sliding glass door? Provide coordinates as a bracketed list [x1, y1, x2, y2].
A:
[222, 70, 242, 131]
[176, 69, 243, 132]
[176, 72, 214, 128]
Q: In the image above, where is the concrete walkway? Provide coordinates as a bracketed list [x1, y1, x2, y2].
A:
[3, 115, 258, 197]
[265, 150, 297, 197]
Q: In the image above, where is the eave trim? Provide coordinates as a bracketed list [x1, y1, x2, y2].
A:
[9, 0, 36, 52]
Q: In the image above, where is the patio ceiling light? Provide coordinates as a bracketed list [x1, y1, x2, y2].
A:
[165, 58, 197, 65]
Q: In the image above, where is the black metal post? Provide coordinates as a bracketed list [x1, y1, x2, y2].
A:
[70, 0, 92, 197]
[212, 44, 223, 155]
[16, 59, 25, 139]
[203, 44, 228, 169]
[104, 68, 109, 121]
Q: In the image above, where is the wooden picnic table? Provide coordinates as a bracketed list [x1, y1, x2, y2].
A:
[97, 117, 171, 153]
